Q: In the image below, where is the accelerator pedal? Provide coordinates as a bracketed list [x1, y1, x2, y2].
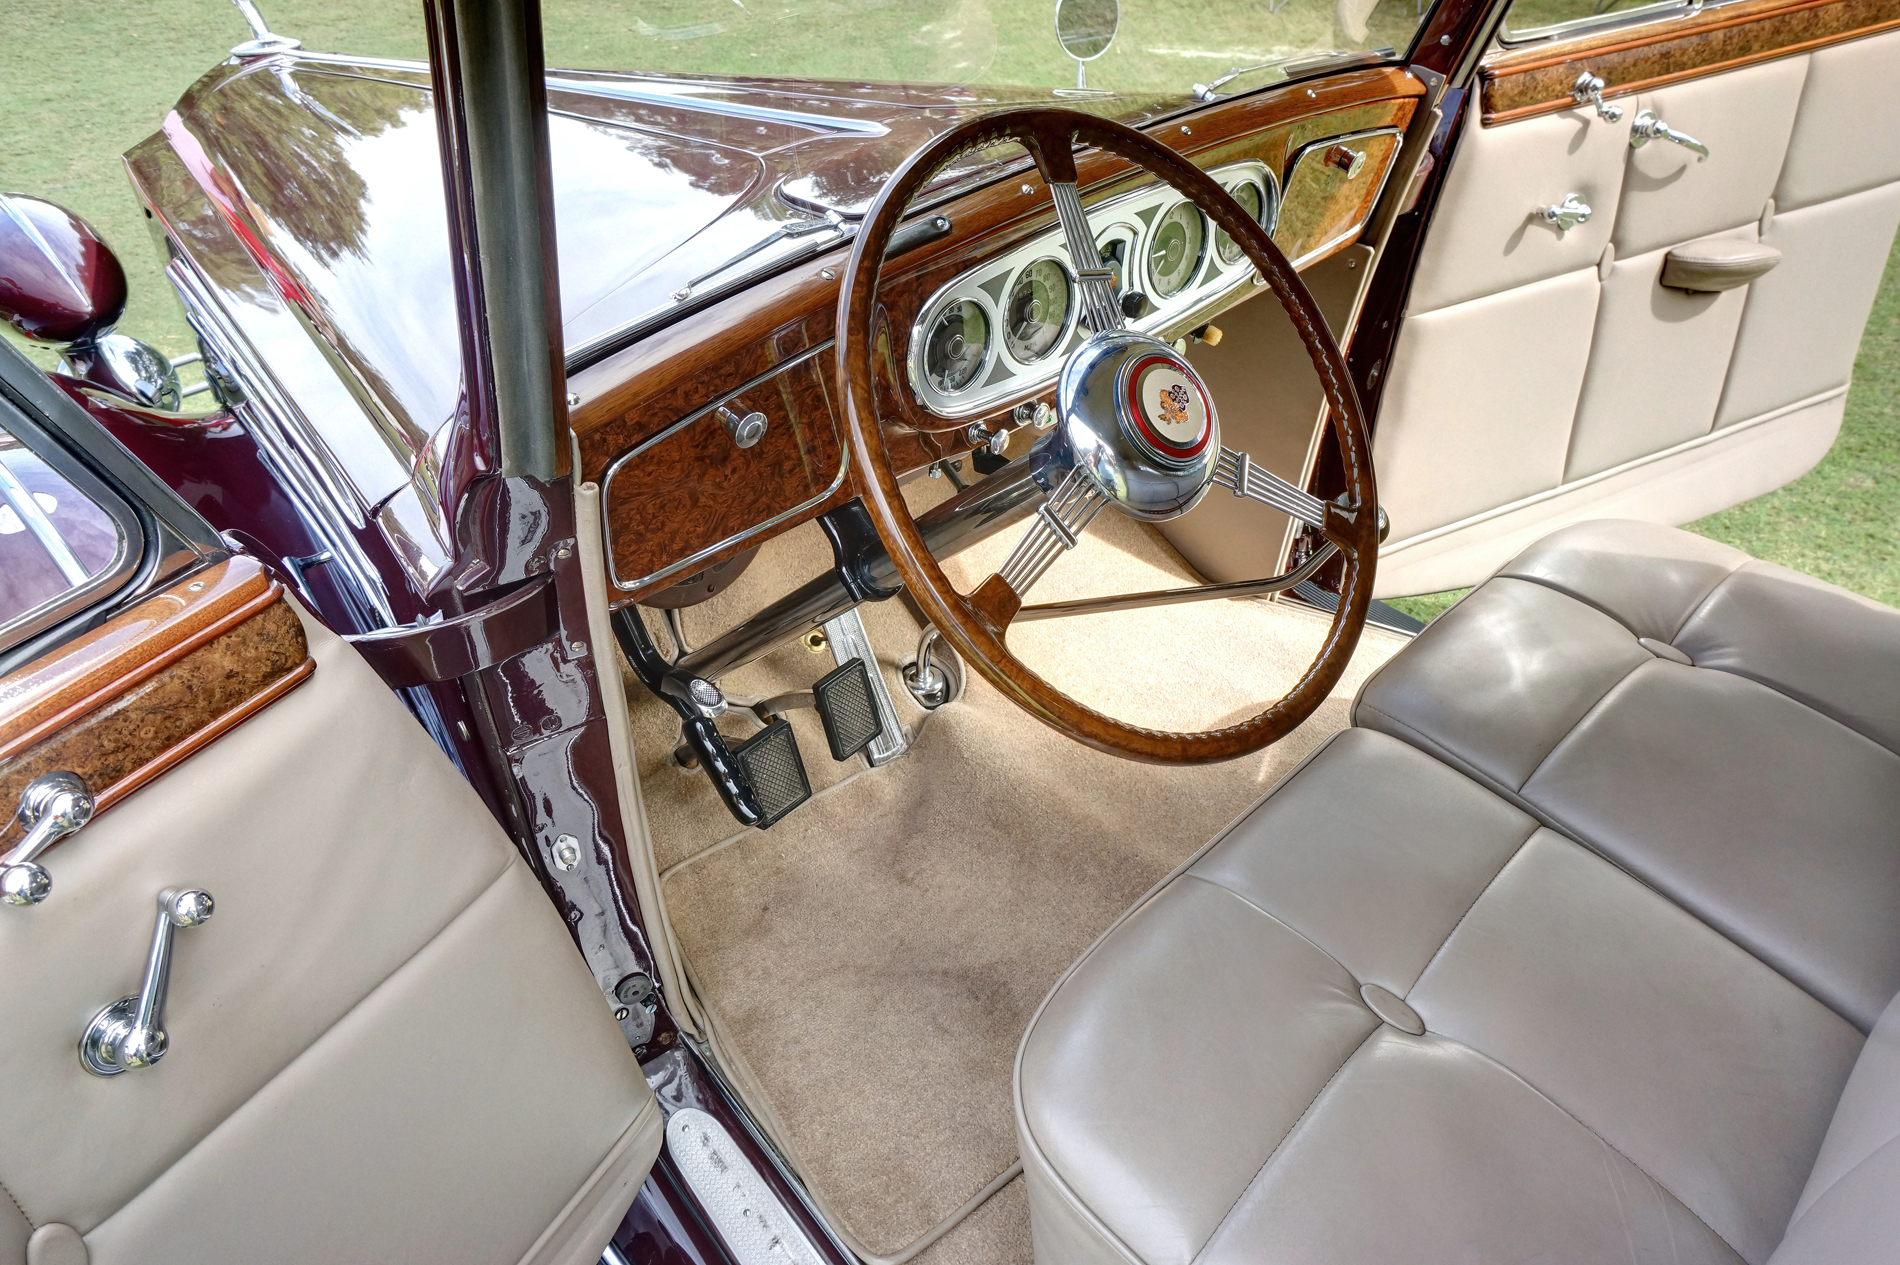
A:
[820, 608, 907, 765]
[731, 718, 810, 828]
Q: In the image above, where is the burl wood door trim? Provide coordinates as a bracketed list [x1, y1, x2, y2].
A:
[0, 555, 314, 840]
[1481, 0, 1900, 124]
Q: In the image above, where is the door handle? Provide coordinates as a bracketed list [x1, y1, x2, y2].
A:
[1571, 72, 1624, 123]
[1, 771, 95, 906]
[1630, 110, 1710, 157]
[80, 887, 215, 1076]
[1538, 194, 1593, 232]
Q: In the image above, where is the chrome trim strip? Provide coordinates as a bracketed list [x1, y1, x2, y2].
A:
[546, 77, 891, 136]
[0, 456, 88, 584]
[1016, 539, 1339, 621]
[602, 340, 844, 594]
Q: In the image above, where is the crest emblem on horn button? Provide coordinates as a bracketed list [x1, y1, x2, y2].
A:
[1122, 353, 1211, 465]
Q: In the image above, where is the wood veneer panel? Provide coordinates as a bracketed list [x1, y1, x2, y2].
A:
[0, 556, 313, 835]
[1481, 0, 1900, 123]
[569, 71, 1423, 602]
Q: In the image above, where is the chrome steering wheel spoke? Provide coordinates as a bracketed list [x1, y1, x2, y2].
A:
[1049, 181, 1122, 333]
[989, 465, 1108, 604]
[1212, 446, 1327, 529]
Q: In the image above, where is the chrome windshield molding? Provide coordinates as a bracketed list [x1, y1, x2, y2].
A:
[907, 160, 1275, 421]
[1016, 538, 1339, 621]
[0, 457, 88, 585]
[601, 340, 842, 595]
[545, 76, 892, 136]
[167, 258, 396, 625]
[1283, 128, 1403, 270]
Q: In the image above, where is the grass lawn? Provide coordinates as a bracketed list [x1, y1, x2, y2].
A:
[4, 0, 1895, 613]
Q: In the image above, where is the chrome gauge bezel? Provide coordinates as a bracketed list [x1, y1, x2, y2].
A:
[911, 291, 1001, 402]
[1000, 254, 1079, 366]
[907, 160, 1279, 420]
[1144, 201, 1209, 301]
[1215, 176, 1275, 266]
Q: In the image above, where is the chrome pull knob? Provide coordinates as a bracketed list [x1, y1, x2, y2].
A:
[80, 887, 215, 1076]
[1, 772, 94, 906]
[716, 404, 767, 449]
[1630, 109, 1710, 157]
[1538, 193, 1593, 232]
[1571, 72, 1624, 123]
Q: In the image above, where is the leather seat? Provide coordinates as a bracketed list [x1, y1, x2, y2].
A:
[1015, 522, 1900, 1264]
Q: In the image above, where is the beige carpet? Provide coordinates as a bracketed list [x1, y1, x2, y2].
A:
[630, 491, 1403, 1260]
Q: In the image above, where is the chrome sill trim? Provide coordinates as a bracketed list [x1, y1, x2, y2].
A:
[601, 339, 844, 595]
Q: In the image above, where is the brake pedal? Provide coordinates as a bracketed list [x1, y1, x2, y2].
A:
[820, 608, 907, 765]
[813, 658, 885, 762]
[731, 718, 811, 828]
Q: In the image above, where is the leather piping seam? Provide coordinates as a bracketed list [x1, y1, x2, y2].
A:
[1179, 872, 1374, 994]
[0, 578, 282, 764]
[92, 656, 316, 818]
[1190, 1022, 1385, 1265]
[82, 854, 521, 1235]
[1512, 653, 1653, 792]
[1789, 1125, 1900, 1228]
[1403, 821, 1543, 1000]
[0, 1176, 31, 1232]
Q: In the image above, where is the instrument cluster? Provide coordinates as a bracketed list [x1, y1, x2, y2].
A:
[908, 161, 1277, 420]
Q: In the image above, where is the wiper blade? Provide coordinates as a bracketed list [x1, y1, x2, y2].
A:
[1191, 48, 1396, 102]
[671, 210, 850, 302]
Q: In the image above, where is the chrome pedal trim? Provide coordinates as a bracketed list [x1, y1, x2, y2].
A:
[821, 607, 907, 765]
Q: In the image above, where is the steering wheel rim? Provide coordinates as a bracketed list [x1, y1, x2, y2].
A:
[833, 106, 1380, 764]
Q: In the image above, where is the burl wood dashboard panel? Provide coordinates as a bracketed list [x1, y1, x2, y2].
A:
[0, 556, 313, 832]
[571, 67, 1425, 602]
[1481, 0, 1900, 124]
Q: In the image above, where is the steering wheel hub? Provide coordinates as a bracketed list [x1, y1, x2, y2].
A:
[1055, 330, 1219, 522]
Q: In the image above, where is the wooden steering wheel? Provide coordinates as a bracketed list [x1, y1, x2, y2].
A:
[833, 107, 1379, 764]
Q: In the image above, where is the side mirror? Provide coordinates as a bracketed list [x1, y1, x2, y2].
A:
[1053, 0, 1119, 91]
[0, 194, 186, 411]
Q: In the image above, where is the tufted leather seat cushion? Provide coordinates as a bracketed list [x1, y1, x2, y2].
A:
[1016, 522, 1900, 1264]
[1353, 520, 1900, 1032]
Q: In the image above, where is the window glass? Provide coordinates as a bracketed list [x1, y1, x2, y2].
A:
[1501, 0, 1695, 42]
[0, 426, 126, 635]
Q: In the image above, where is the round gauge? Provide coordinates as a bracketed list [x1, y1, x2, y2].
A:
[1004, 259, 1072, 363]
[922, 299, 991, 394]
[1147, 202, 1206, 299]
[1215, 181, 1267, 266]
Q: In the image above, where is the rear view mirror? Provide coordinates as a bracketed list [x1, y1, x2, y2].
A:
[1053, 0, 1119, 90]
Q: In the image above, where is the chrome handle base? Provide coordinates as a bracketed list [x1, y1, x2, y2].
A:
[1571, 72, 1624, 123]
[1630, 109, 1710, 157]
[1538, 193, 1594, 233]
[2, 771, 95, 907]
[80, 887, 215, 1077]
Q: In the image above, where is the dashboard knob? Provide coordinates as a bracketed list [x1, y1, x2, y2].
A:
[1119, 290, 1148, 320]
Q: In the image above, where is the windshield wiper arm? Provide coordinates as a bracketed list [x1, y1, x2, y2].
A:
[672, 209, 850, 302]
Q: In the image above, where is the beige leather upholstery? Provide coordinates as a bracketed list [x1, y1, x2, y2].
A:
[1356, 519, 1900, 1030]
[1019, 521, 1900, 1263]
[1374, 28, 1900, 597]
[0, 604, 660, 1264]
[1663, 236, 1783, 291]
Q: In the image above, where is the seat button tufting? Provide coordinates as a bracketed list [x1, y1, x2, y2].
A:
[1360, 983, 1426, 1035]
[1638, 637, 1695, 666]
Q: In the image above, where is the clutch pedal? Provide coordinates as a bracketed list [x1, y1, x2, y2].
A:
[813, 658, 885, 762]
[731, 718, 811, 827]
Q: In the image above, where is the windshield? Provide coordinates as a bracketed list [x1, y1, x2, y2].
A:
[544, 0, 1431, 116]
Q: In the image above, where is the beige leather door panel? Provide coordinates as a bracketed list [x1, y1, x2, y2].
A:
[1374, 13, 1900, 598]
[0, 559, 659, 1264]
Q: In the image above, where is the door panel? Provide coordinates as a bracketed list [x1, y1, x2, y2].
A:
[0, 558, 659, 1263]
[1374, 15, 1900, 598]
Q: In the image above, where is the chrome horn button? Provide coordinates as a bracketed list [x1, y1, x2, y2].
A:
[1053, 331, 1219, 521]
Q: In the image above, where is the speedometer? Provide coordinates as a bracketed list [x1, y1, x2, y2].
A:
[1147, 202, 1205, 299]
[1215, 181, 1266, 266]
[922, 299, 991, 394]
[1003, 259, 1071, 363]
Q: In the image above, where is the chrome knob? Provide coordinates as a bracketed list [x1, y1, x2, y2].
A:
[1538, 194, 1593, 233]
[80, 887, 215, 1076]
[1571, 72, 1624, 123]
[716, 404, 768, 449]
[2, 771, 95, 907]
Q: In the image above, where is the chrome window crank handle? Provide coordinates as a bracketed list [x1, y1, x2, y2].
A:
[1, 771, 95, 906]
[80, 888, 215, 1076]
[1630, 110, 1710, 157]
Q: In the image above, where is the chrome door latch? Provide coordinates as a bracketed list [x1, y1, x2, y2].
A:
[1630, 109, 1710, 157]
[1538, 194, 1593, 232]
[1, 771, 95, 906]
[80, 887, 215, 1076]
[1571, 72, 1624, 123]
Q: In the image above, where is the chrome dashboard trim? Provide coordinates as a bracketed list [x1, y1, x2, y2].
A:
[905, 160, 1277, 421]
[602, 339, 847, 595]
